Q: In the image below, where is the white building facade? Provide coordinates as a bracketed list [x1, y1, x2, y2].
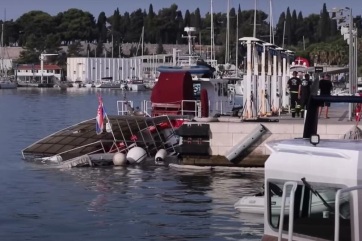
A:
[66, 57, 143, 83]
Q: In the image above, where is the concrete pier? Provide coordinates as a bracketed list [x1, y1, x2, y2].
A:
[181, 107, 360, 167]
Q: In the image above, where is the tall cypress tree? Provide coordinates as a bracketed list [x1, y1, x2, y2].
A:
[318, 3, 330, 41]
[275, 12, 286, 46]
[285, 8, 292, 46]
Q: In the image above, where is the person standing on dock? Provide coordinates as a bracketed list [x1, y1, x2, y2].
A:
[299, 73, 312, 118]
[319, 74, 333, 118]
[287, 71, 302, 118]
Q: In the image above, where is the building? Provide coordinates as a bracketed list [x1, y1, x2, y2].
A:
[16, 64, 62, 82]
[66, 57, 142, 83]
[66, 55, 175, 83]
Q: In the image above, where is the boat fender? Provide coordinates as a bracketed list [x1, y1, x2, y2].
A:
[113, 153, 127, 166]
[41, 155, 63, 163]
[155, 149, 167, 164]
[126, 147, 147, 164]
[225, 124, 267, 163]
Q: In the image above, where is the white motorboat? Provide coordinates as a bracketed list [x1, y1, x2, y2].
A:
[260, 95, 362, 241]
[0, 23, 16, 89]
[234, 190, 345, 215]
[121, 80, 146, 91]
[0, 77, 17, 89]
[95, 77, 120, 88]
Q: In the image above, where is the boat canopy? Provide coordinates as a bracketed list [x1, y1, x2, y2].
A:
[21, 115, 186, 161]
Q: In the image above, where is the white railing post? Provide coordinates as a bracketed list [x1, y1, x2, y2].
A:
[278, 181, 298, 241]
[335, 185, 362, 241]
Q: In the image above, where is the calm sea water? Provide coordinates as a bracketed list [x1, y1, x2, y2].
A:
[0, 88, 263, 241]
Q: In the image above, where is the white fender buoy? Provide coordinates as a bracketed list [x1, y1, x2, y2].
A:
[113, 153, 127, 166]
[155, 149, 167, 163]
[106, 122, 112, 133]
[41, 155, 62, 163]
[126, 147, 147, 164]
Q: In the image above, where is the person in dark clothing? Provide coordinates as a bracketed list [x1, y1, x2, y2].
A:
[287, 71, 302, 118]
[319, 74, 333, 118]
[298, 73, 312, 118]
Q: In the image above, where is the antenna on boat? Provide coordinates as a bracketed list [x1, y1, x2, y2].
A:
[182, 27, 196, 66]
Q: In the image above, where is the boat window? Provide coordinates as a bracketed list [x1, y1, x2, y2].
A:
[193, 83, 201, 99]
[268, 181, 351, 241]
[217, 83, 222, 96]
[223, 83, 228, 97]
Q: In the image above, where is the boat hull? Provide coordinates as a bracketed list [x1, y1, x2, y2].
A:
[0, 82, 17, 89]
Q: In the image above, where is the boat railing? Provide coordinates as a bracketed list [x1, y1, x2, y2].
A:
[141, 100, 152, 117]
[334, 185, 362, 241]
[117, 100, 134, 115]
[31, 140, 112, 163]
[117, 99, 233, 117]
[214, 100, 234, 115]
[278, 181, 298, 241]
[181, 100, 199, 117]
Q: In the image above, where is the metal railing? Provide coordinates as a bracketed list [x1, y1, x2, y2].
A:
[334, 185, 362, 241]
[117, 99, 236, 117]
[278, 181, 298, 241]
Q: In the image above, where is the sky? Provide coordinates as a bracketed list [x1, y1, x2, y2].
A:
[2, 0, 362, 24]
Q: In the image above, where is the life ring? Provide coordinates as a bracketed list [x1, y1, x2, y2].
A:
[200, 89, 209, 117]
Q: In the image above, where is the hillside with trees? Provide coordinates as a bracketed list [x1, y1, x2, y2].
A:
[1, 3, 361, 74]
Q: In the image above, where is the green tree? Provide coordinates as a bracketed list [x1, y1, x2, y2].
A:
[275, 12, 286, 46]
[67, 41, 83, 57]
[318, 3, 331, 41]
[57, 9, 96, 44]
[184, 10, 191, 27]
[96, 12, 107, 44]
[285, 8, 292, 46]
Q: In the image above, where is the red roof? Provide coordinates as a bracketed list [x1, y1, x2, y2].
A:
[17, 64, 62, 70]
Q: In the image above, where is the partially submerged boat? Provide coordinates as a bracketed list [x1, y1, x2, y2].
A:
[22, 69, 241, 167]
[22, 115, 186, 167]
[259, 95, 362, 241]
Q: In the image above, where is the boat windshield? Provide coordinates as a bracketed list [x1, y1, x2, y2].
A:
[267, 180, 351, 241]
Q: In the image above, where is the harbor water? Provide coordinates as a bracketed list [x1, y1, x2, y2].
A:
[0, 88, 263, 241]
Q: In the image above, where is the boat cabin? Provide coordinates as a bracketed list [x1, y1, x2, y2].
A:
[262, 95, 362, 241]
[150, 71, 233, 117]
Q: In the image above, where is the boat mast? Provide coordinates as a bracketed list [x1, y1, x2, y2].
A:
[0, 23, 3, 77]
[269, 0, 274, 44]
[225, 0, 230, 64]
[210, 0, 214, 61]
[253, 0, 257, 37]
[235, 5, 239, 77]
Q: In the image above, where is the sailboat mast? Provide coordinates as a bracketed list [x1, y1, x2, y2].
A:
[225, 0, 230, 63]
[210, 0, 214, 61]
[1, 23, 3, 77]
[235, 6, 239, 77]
[269, 0, 274, 44]
[141, 26, 144, 56]
[253, 0, 257, 38]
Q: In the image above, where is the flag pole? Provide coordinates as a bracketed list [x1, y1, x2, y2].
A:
[97, 94, 117, 144]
